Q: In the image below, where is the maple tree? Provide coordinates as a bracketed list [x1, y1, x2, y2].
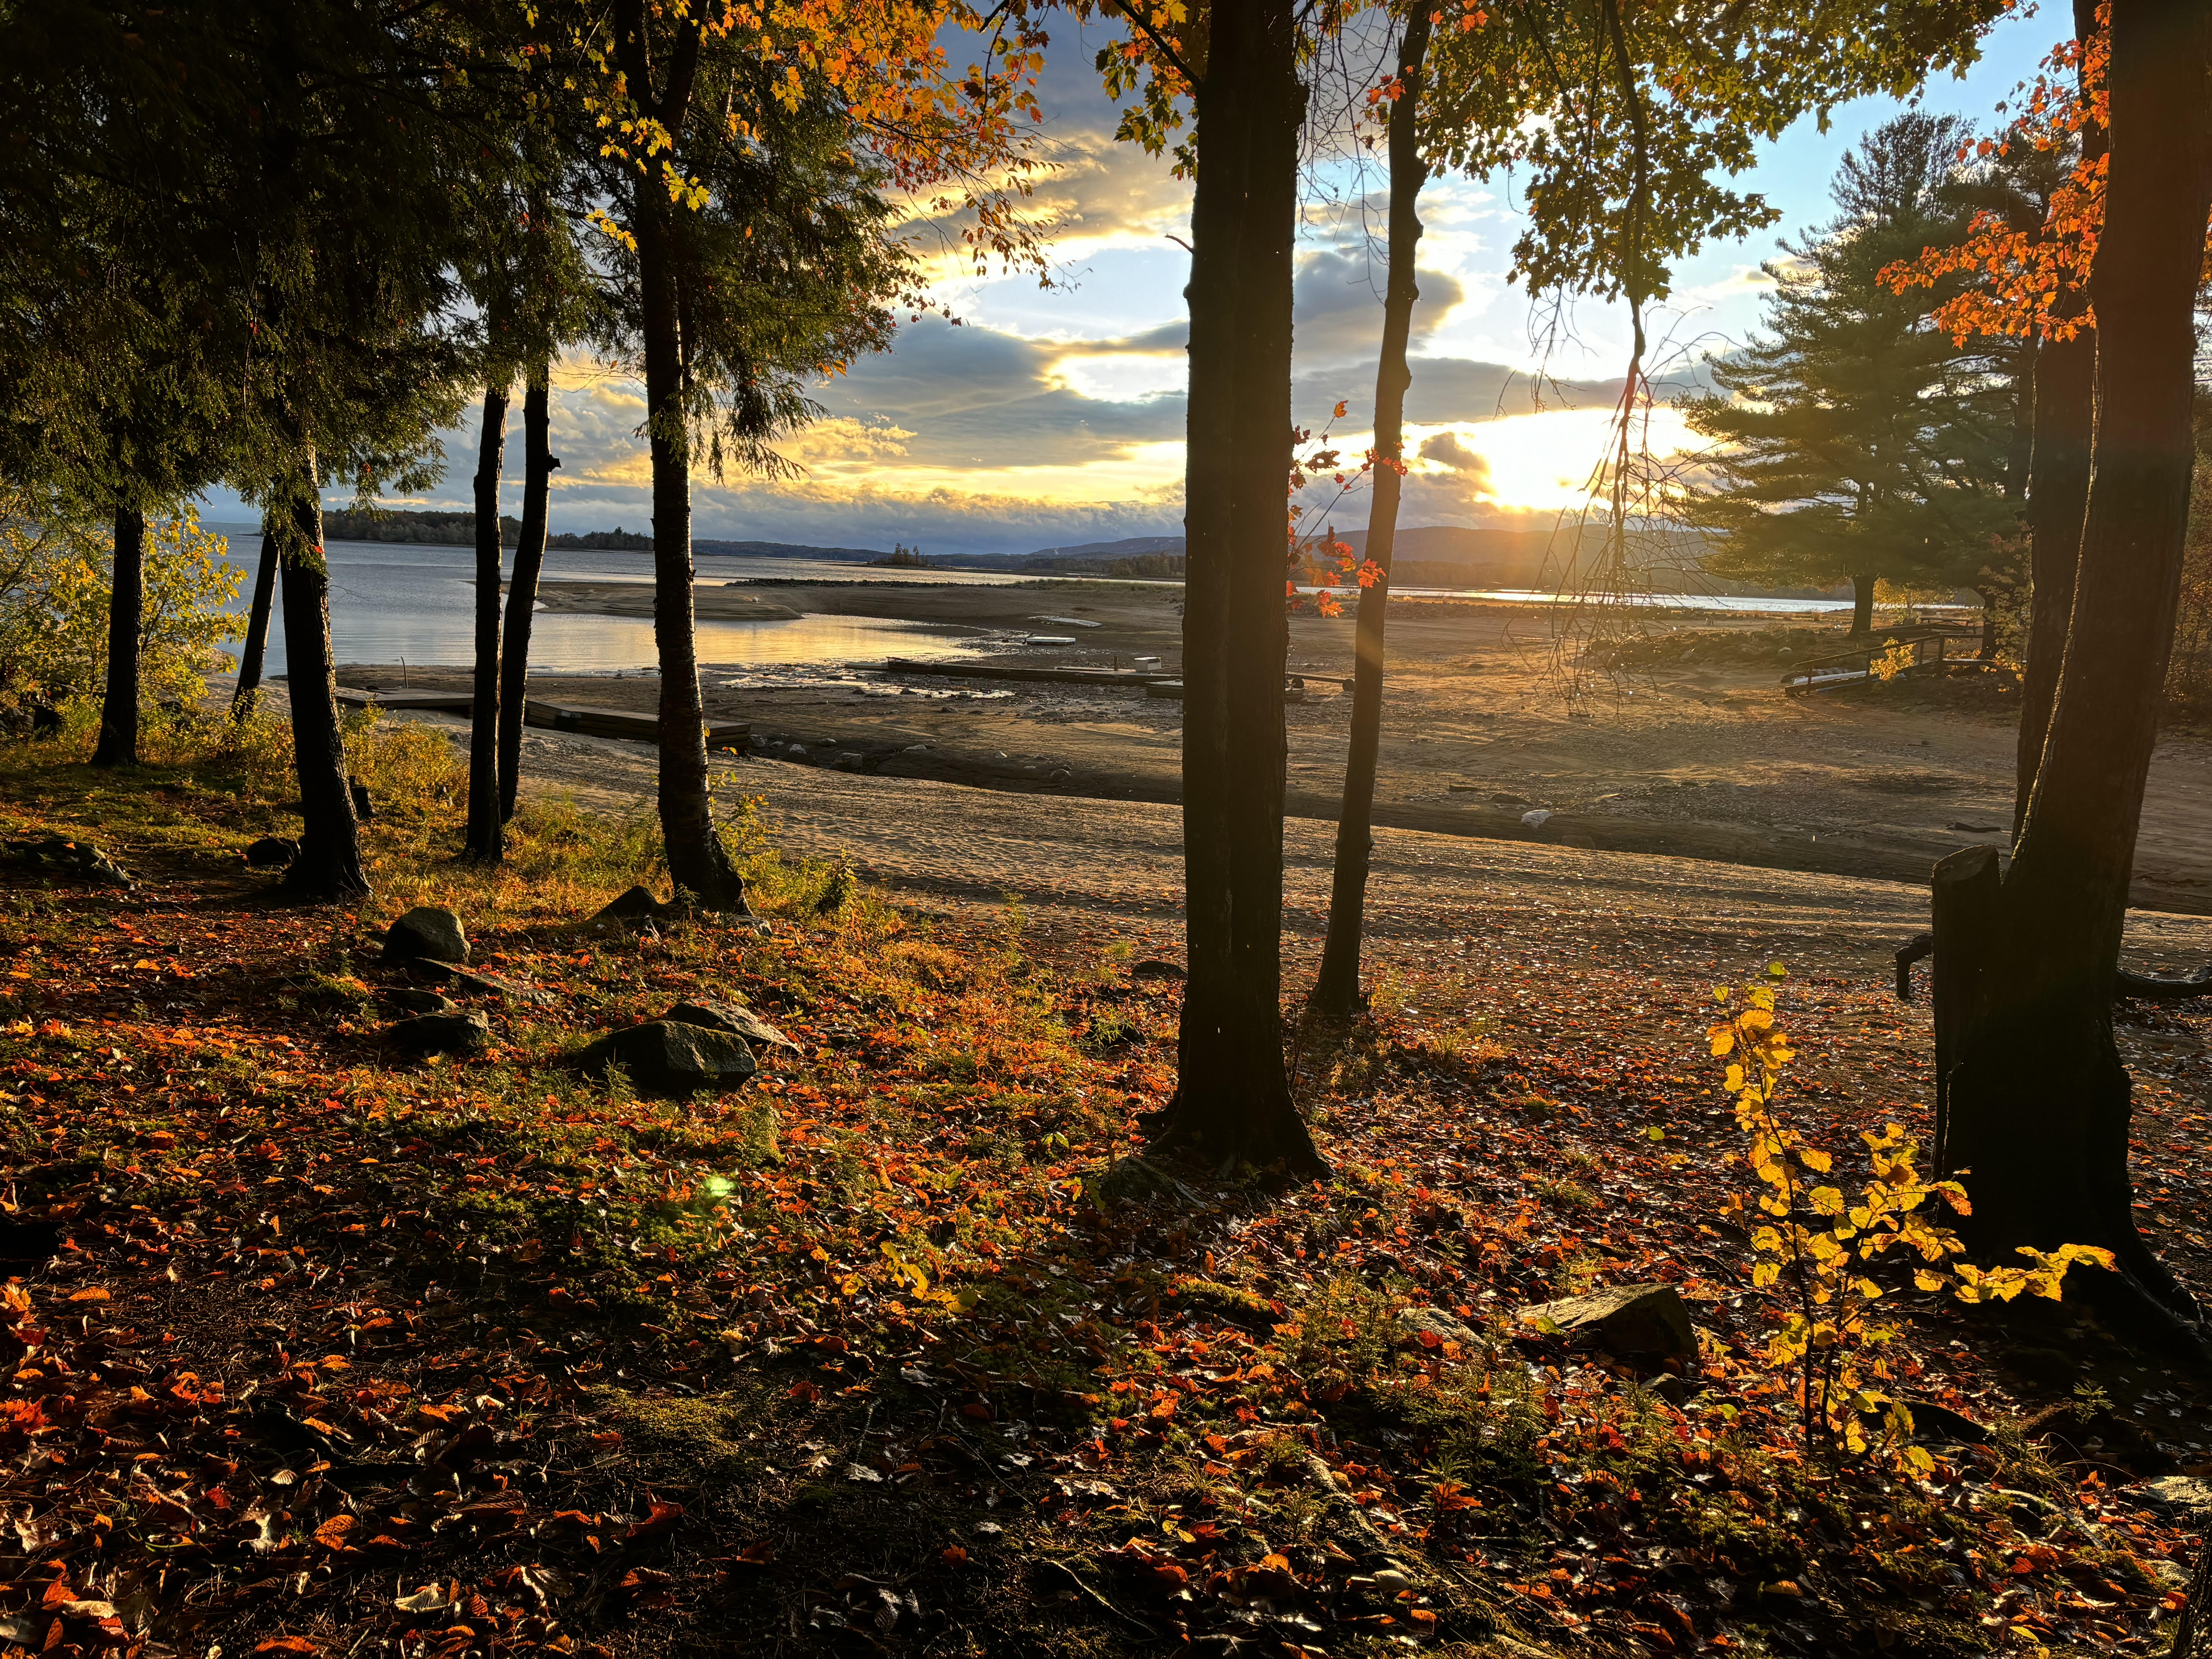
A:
[1917, 0, 2212, 1352]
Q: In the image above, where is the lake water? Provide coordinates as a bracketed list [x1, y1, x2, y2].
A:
[208, 528, 1869, 678]
[210, 534, 996, 677]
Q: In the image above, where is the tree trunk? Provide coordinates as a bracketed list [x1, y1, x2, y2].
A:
[499, 362, 555, 823]
[231, 508, 280, 718]
[1147, 0, 1322, 1176]
[1850, 571, 1875, 636]
[2017, 321, 2095, 835]
[1312, 7, 1430, 1023]
[2014, 0, 2108, 840]
[1975, 587, 1999, 660]
[465, 382, 509, 862]
[1936, 0, 2210, 1338]
[634, 172, 746, 912]
[92, 503, 144, 767]
[275, 455, 369, 901]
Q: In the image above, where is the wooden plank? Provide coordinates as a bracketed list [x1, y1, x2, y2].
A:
[523, 699, 748, 747]
[335, 689, 474, 713]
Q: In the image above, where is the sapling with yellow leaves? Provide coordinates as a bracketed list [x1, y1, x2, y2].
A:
[1710, 964, 2112, 1465]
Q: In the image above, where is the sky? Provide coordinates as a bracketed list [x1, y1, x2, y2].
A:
[206, 5, 2067, 558]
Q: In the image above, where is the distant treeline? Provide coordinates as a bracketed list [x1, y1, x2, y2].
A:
[318, 508, 652, 550]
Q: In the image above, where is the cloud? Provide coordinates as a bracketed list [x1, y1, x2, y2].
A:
[1416, 431, 1494, 496]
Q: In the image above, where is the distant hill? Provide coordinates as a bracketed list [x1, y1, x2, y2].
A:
[318, 508, 654, 551]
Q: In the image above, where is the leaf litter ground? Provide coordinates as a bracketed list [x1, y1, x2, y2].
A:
[0, 739, 2208, 1659]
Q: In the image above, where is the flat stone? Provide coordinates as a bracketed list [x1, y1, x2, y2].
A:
[1397, 1306, 1482, 1348]
[1130, 960, 1187, 982]
[385, 906, 468, 966]
[1091, 1155, 1199, 1207]
[2136, 1476, 2212, 1520]
[408, 961, 549, 1005]
[383, 987, 457, 1015]
[244, 836, 298, 869]
[9, 835, 133, 887]
[662, 999, 798, 1051]
[384, 1012, 489, 1058]
[571, 1020, 757, 1097]
[1518, 1283, 1697, 1363]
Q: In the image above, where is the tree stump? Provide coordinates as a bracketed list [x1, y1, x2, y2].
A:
[1929, 846, 2002, 1176]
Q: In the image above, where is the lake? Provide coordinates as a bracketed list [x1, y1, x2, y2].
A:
[210, 534, 997, 677]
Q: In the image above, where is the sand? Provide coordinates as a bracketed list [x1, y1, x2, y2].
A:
[339, 575, 2212, 915]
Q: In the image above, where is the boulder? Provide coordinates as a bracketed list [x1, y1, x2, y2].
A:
[1518, 1283, 1697, 1364]
[1396, 1306, 1482, 1349]
[571, 1021, 757, 1097]
[2138, 1476, 2212, 1522]
[384, 906, 468, 966]
[1130, 959, 1187, 982]
[384, 1012, 489, 1059]
[662, 999, 798, 1052]
[244, 836, 298, 869]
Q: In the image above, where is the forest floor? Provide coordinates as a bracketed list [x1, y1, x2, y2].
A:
[342, 585, 2212, 914]
[0, 708, 2209, 1659]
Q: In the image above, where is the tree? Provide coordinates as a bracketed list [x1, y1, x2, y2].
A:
[1097, 0, 2012, 1167]
[1917, 0, 2212, 1348]
[1882, 2, 2111, 830]
[1681, 116, 2016, 635]
[555, 0, 1043, 912]
[1312, 5, 1430, 1023]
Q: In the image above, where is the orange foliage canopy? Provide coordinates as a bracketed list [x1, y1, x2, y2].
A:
[1881, 16, 2107, 343]
[1884, 8, 2211, 345]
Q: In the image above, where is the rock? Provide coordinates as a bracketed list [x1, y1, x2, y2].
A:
[2136, 1475, 2212, 1522]
[1643, 1373, 1690, 1406]
[1091, 1155, 1199, 1207]
[1904, 1399, 1990, 1445]
[1131, 959, 1187, 982]
[570, 1021, 757, 1097]
[581, 885, 678, 933]
[408, 961, 550, 1005]
[1397, 1306, 1482, 1348]
[349, 780, 374, 821]
[383, 987, 457, 1015]
[244, 836, 298, 869]
[9, 835, 134, 887]
[662, 1000, 798, 1052]
[1520, 809, 1554, 831]
[1518, 1283, 1697, 1363]
[384, 906, 468, 966]
[383, 1012, 489, 1059]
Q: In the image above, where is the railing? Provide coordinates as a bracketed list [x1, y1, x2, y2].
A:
[1780, 625, 2014, 696]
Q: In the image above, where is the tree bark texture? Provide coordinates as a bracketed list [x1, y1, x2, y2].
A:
[1312, 7, 1431, 1022]
[2017, 320, 2095, 837]
[1936, 0, 2210, 1334]
[275, 456, 368, 901]
[231, 508, 280, 718]
[92, 504, 144, 767]
[1850, 572, 1875, 637]
[1150, 0, 1323, 1176]
[465, 382, 509, 862]
[2015, 0, 2108, 840]
[634, 167, 746, 911]
[498, 364, 555, 824]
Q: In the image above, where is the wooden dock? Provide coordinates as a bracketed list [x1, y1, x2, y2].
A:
[334, 689, 475, 713]
[335, 688, 747, 747]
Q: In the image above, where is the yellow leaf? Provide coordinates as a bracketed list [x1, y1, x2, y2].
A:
[1796, 1148, 1832, 1174]
[1808, 1186, 1845, 1216]
[1709, 1027, 1736, 1057]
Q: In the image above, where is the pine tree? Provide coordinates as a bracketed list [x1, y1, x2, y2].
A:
[1683, 115, 2016, 634]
